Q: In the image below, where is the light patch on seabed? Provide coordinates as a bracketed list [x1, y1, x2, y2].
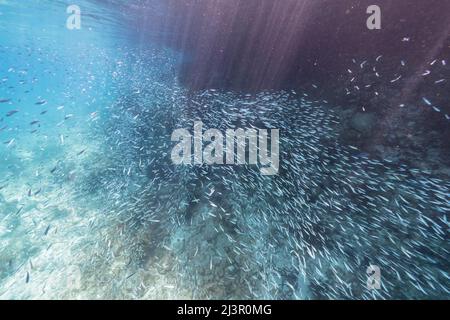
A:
[0, 121, 91, 299]
[0, 124, 191, 299]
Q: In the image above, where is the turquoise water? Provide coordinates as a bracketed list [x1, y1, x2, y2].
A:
[0, 1, 449, 300]
[0, 0, 182, 299]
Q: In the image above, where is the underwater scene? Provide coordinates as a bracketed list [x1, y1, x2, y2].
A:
[0, 0, 449, 300]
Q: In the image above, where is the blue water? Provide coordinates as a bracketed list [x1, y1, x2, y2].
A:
[0, 1, 449, 300]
